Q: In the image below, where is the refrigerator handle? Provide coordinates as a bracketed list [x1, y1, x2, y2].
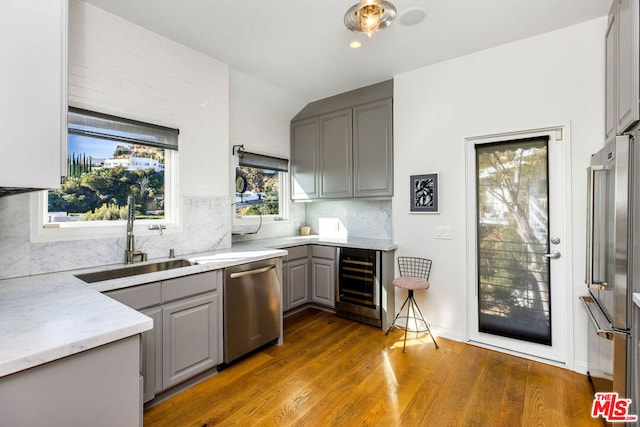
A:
[586, 165, 607, 290]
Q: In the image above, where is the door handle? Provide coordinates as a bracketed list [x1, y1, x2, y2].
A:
[543, 251, 561, 259]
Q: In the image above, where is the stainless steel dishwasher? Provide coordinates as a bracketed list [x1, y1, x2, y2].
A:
[223, 258, 281, 365]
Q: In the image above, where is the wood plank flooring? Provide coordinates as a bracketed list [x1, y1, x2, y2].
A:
[144, 309, 603, 427]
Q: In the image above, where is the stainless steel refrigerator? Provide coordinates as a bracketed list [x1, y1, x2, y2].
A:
[580, 133, 640, 419]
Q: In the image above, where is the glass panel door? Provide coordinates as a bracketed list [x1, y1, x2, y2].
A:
[475, 137, 551, 345]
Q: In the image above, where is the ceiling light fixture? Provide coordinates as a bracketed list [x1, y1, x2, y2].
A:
[344, 0, 397, 38]
[349, 40, 363, 49]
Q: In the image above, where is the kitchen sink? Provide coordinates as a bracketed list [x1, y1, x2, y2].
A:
[75, 259, 194, 283]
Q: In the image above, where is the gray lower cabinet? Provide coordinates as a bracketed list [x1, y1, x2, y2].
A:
[310, 246, 336, 308]
[283, 245, 337, 312]
[283, 246, 310, 311]
[0, 335, 141, 427]
[105, 270, 222, 404]
[286, 258, 310, 309]
[140, 306, 162, 402]
[162, 292, 219, 389]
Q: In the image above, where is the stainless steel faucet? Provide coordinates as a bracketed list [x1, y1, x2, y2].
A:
[125, 195, 147, 264]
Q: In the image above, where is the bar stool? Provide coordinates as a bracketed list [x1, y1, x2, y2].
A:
[386, 257, 439, 352]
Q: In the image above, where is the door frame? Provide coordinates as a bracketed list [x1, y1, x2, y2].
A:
[464, 124, 573, 366]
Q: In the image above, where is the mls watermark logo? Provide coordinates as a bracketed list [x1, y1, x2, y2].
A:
[592, 392, 638, 422]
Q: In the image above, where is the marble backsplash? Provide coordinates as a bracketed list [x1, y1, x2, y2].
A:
[0, 193, 232, 280]
[231, 202, 306, 243]
[0, 195, 392, 280]
[304, 200, 392, 240]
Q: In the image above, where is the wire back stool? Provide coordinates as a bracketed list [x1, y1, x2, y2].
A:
[385, 257, 439, 352]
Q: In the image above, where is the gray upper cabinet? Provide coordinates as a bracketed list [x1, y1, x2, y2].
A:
[616, 0, 639, 134]
[319, 109, 353, 199]
[291, 80, 393, 201]
[291, 117, 319, 200]
[606, 8, 617, 143]
[353, 98, 393, 198]
[606, 0, 639, 139]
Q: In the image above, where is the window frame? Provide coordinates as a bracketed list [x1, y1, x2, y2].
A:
[233, 168, 290, 227]
[32, 109, 181, 242]
[232, 147, 290, 227]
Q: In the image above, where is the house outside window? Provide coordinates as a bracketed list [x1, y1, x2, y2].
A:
[234, 147, 289, 221]
[43, 107, 179, 228]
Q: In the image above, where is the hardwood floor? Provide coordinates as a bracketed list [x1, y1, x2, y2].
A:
[144, 309, 603, 427]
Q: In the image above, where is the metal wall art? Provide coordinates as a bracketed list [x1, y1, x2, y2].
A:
[410, 173, 439, 213]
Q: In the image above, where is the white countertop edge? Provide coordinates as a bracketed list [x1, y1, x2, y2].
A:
[0, 317, 152, 378]
[634, 293, 640, 308]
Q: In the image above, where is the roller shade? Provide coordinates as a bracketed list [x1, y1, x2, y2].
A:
[238, 150, 289, 172]
[68, 107, 179, 150]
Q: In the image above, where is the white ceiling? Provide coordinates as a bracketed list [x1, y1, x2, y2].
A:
[82, 0, 610, 103]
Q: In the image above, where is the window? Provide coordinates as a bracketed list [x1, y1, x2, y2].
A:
[234, 148, 288, 220]
[44, 107, 179, 227]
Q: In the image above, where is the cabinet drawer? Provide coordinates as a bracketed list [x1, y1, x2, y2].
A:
[311, 245, 335, 260]
[163, 271, 219, 302]
[286, 245, 309, 261]
[105, 282, 162, 310]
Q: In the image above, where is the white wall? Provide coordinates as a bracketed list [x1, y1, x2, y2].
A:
[392, 17, 606, 371]
[229, 69, 307, 240]
[68, 0, 229, 198]
[0, 0, 232, 278]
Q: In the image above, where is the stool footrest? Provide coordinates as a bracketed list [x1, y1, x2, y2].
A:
[385, 291, 439, 351]
[389, 316, 429, 333]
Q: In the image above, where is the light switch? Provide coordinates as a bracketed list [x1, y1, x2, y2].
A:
[435, 226, 452, 240]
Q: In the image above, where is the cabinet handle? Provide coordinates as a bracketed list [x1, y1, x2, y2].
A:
[229, 264, 275, 279]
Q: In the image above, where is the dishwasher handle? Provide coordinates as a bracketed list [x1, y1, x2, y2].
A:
[229, 264, 275, 279]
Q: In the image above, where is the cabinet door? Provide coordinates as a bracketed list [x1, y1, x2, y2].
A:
[140, 306, 162, 402]
[606, 6, 617, 143]
[311, 258, 335, 308]
[287, 258, 309, 309]
[162, 292, 219, 390]
[616, 0, 639, 133]
[291, 117, 319, 200]
[319, 109, 353, 199]
[0, 1, 67, 189]
[353, 98, 393, 198]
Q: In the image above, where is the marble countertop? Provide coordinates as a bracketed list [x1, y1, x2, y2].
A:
[0, 235, 395, 378]
[0, 246, 287, 378]
[634, 293, 640, 308]
[0, 272, 151, 378]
